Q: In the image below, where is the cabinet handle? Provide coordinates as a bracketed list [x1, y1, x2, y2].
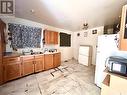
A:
[33, 61, 36, 64]
[3, 66, 5, 71]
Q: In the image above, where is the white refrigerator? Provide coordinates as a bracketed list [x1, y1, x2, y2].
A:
[95, 34, 119, 88]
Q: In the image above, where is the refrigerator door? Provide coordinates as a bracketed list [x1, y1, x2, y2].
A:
[95, 52, 107, 87]
[95, 34, 119, 88]
[97, 35, 118, 53]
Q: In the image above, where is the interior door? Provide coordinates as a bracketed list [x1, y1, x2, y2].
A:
[0, 24, 3, 84]
[0, 19, 6, 85]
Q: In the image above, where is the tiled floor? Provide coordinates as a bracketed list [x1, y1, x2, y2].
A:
[0, 60, 100, 95]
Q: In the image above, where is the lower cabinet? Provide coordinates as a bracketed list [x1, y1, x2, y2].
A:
[53, 53, 61, 68]
[34, 55, 44, 72]
[101, 73, 127, 95]
[2, 53, 61, 83]
[21, 56, 35, 76]
[44, 54, 54, 70]
[3, 57, 22, 82]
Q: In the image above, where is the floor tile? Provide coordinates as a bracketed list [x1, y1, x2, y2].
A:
[0, 60, 100, 95]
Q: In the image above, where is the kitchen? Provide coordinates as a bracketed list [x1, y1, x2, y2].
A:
[0, 0, 127, 95]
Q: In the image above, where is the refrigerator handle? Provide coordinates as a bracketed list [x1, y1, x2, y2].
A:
[105, 57, 109, 67]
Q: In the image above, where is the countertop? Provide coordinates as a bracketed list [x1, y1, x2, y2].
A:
[104, 68, 127, 80]
[3, 52, 21, 58]
[4, 51, 60, 58]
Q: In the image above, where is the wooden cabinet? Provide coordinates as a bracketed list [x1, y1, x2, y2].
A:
[54, 32, 58, 44]
[44, 54, 54, 70]
[53, 53, 61, 68]
[44, 30, 58, 45]
[119, 5, 127, 51]
[21, 56, 34, 76]
[44, 53, 61, 69]
[101, 69, 127, 95]
[0, 19, 6, 85]
[3, 57, 22, 82]
[44, 30, 51, 44]
[101, 74, 110, 95]
[34, 55, 44, 73]
[1, 52, 61, 83]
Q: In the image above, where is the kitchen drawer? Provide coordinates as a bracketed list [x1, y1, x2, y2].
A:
[3, 57, 21, 63]
[21, 55, 34, 61]
[34, 55, 44, 59]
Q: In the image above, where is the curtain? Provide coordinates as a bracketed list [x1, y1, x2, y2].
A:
[8, 23, 42, 48]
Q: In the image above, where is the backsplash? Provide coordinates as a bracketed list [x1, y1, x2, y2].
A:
[16, 44, 59, 54]
[8, 23, 42, 49]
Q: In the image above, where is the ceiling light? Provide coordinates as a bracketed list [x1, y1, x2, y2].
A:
[82, 22, 88, 30]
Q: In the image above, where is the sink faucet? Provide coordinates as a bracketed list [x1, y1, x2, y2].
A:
[22, 50, 25, 55]
[44, 48, 48, 53]
[54, 49, 57, 52]
[30, 50, 33, 54]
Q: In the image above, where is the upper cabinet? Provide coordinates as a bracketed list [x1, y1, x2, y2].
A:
[119, 5, 127, 51]
[44, 30, 58, 45]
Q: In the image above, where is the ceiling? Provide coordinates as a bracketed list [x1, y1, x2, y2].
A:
[15, 0, 127, 31]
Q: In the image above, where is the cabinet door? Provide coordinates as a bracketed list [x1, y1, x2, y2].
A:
[34, 55, 44, 72]
[44, 30, 51, 44]
[101, 84, 110, 95]
[22, 60, 34, 76]
[44, 30, 58, 45]
[44, 54, 53, 70]
[54, 32, 58, 44]
[119, 5, 127, 51]
[4, 62, 22, 82]
[50, 31, 54, 44]
[53, 53, 61, 68]
[45, 30, 54, 44]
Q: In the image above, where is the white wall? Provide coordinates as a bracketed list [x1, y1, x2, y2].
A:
[73, 26, 104, 65]
[1, 17, 73, 62]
